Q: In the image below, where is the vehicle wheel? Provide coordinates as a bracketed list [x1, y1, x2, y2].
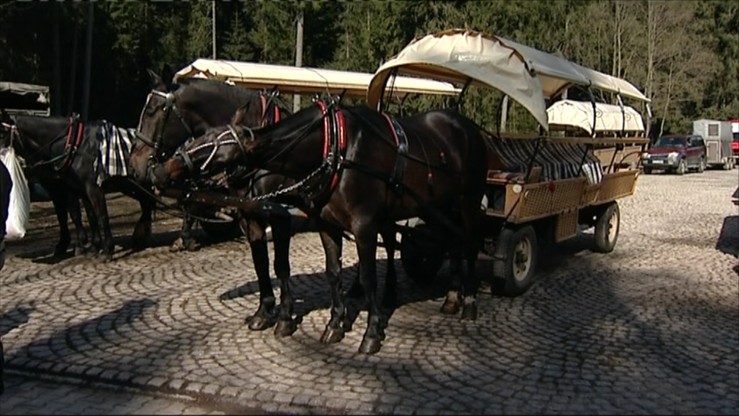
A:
[400, 223, 445, 284]
[697, 158, 705, 173]
[492, 225, 538, 297]
[724, 159, 732, 170]
[593, 202, 620, 253]
[676, 159, 687, 175]
[643, 167, 652, 175]
[200, 218, 242, 240]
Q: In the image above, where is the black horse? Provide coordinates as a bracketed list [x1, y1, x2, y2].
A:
[6, 115, 155, 261]
[134, 73, 325, 335]
[152, 101, 488, 354]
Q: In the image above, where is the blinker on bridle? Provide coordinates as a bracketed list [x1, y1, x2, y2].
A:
[136, 90, 195, 165]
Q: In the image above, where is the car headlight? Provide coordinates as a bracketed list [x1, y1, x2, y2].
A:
[641, 152, 651, 159]
[668, 152, 679, 159]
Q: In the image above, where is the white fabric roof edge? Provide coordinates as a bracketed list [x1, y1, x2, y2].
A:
[547, 99, 645, 134]
[367, 29, 649, 130]
[0, 81, 50, 95]
[174, 59, 460, 98]
[367, 30, 550, 130]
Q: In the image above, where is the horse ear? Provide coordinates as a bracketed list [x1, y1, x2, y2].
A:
[162, 64, 175, 87]
[146, 69, 165, 90]
[232, 103, 250, 126]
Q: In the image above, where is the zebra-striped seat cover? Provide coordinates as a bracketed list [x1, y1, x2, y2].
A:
[486, 137, 603, 184]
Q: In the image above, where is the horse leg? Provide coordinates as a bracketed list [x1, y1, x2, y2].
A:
[49, 189, 72, 256]
[243, 217, 277, 331]
[379, 227, 398, 309]
[171, 209, 197, 252]
[441, 239, 463, 315]
[65, 194, 89, 256]
[271, 214, 299, 337]
[354, 224, 385, 355]
[131, 196, 153, 252]
[80, 194, 102, 253]
[319, 228, 346, 344]
[460, 203, 483, 321]
[85, 184, 114, 261]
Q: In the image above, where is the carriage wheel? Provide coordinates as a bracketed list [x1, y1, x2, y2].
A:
[593, 202, 620, 253]
[200, 217, 242, 241]
[492, 225, 538, 297]
[400, 223, 445, 284]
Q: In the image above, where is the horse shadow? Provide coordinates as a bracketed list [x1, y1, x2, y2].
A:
[715, 215, 739, 258]
[218, 257, 454, 334]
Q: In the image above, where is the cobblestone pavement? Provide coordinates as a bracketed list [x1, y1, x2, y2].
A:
[1, 169, 738, 415]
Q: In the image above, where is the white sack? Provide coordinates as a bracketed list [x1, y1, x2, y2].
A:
[0, 146, 30, 240]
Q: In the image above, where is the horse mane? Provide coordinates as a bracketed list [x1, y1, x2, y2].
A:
[178, 78, 259, 103]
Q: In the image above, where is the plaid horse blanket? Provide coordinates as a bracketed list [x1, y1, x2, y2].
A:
[94, 121, 137, 186]
[486, 137, 604, 184]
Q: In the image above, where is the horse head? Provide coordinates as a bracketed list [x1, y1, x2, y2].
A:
[130, 67, 190, 184]
[131, 73, 288, 186]
[150, 105, 256, 190]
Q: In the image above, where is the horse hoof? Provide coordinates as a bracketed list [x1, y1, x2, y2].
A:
[169, 238, 185, 252]
[185, 240, 198, 252]
[440, 298, 461, 315]
[245, 315, 274, 331]
[359, 337, 382, 355]
[320, 326, 344, 344]
[461, 303, 478, 320]
[274, 320, 298, 337]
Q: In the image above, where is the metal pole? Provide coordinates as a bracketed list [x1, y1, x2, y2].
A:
[212, 1, 216, 59]
[293, 10, 304, 113]
[81, 1, 94, 121]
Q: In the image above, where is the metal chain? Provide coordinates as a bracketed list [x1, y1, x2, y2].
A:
[252, 160, 330, 201]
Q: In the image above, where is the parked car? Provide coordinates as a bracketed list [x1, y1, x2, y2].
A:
[641, 134, 706, 175]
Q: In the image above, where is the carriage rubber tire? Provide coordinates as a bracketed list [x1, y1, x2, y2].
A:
[200, 219, 242, 241]
[593, 202, 620, 253]
[491, 225, 538, 297]
[400, 224, 445, 285]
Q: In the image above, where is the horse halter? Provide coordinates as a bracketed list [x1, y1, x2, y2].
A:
[177, 124, 253, 176]
[136, 90, 195, 163]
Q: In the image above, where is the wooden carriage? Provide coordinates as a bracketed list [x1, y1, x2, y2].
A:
[367, 29, 651, 296]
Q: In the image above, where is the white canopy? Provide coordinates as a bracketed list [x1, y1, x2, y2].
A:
[547, 99, 645, 134]
[0, 81, 50, 116]
[367, 30, 549, 129]
[174, 58, 459, 99]
[367, 29, 650, 130]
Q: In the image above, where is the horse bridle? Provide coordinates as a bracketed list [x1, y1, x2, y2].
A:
[136, 90, 195, 164]
[177, 124, 252, 175]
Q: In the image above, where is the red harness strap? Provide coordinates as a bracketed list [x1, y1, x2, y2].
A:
[59, 116, 84, 171]
[260, 94, 283, 127]
[315, 101, 347, 194]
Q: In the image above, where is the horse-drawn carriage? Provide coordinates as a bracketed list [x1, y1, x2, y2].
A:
[366, 29, 651, 297]
[142, 29, 650, 354]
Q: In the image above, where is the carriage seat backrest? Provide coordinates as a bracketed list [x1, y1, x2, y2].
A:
[484, 136, 603, 184]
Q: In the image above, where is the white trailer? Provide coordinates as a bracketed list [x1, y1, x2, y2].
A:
[693, 119, 734, 170]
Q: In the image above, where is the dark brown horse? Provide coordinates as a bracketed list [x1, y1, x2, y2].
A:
[132, 73, 396, 337]
[152, 101, 488, 354]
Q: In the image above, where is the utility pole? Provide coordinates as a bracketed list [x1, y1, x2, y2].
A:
[293, 10, 304, 113]
[212, 1, 216, 59]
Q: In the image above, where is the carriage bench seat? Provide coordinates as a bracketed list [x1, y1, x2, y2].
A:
[485, 137, 604, 185]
